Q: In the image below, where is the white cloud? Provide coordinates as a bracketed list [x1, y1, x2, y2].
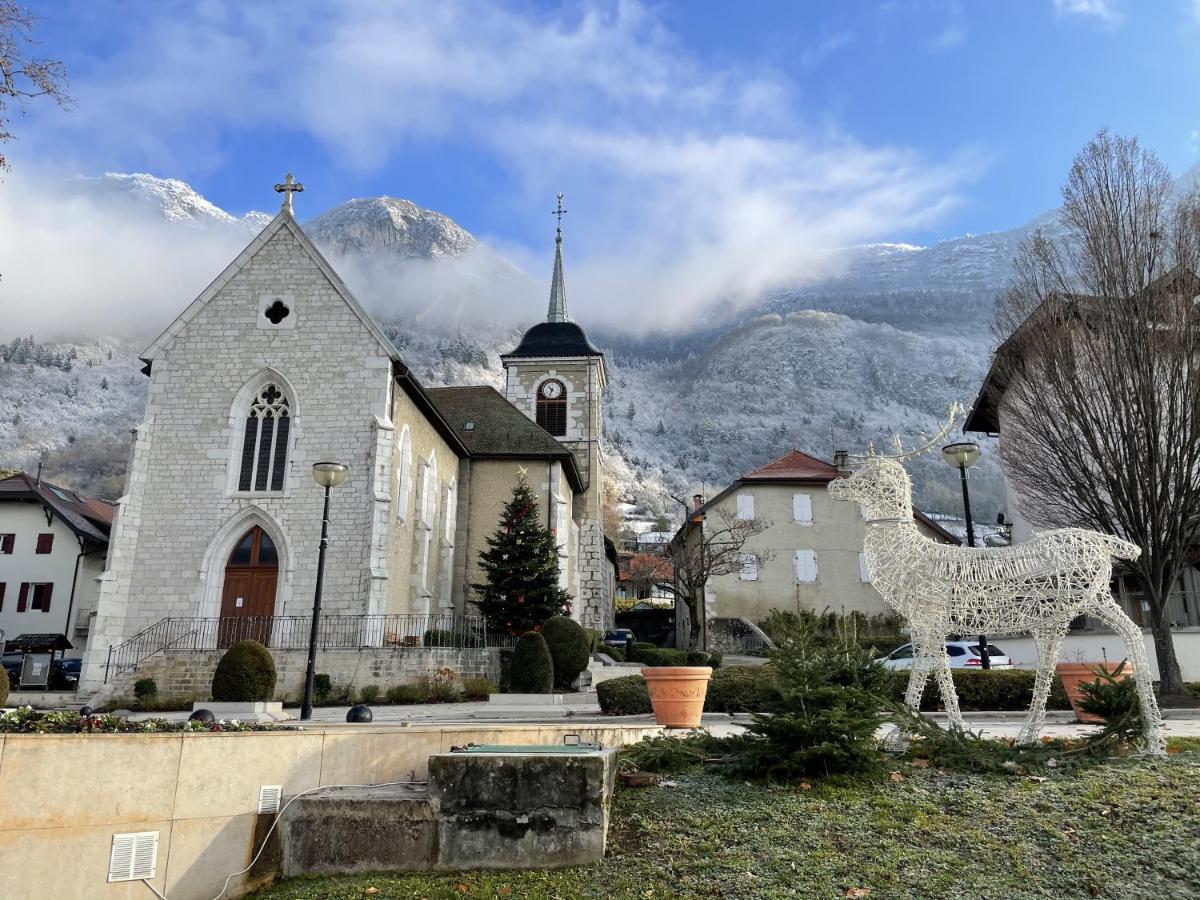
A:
[9, 1, 980, 336]
[1052, 0, 1124, 27]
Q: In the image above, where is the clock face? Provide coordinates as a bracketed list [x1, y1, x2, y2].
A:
[541, 381, 563, 399]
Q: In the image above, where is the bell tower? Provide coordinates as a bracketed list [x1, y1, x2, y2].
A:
[501, 195, 609, 627]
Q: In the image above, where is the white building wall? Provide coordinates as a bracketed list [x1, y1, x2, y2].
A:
[0, 505, 103, 652]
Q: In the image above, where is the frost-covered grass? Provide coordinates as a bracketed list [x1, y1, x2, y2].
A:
[253, 752, 1200, 899]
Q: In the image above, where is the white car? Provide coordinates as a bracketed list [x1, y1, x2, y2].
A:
[877, 641, 1013, 671]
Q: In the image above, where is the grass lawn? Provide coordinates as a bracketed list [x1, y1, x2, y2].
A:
[253, 753, 1200, 900]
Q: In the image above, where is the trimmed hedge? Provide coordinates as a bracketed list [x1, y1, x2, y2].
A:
[541, 616, 592, 688]
[628, 642, 658, 662]
[638, 648, 690, 667]
[423, 629, 466, 648]
[211, 640, 276, 702]
[509, 632, 554, 694]
[0, 668, 8, 707]
[597, 667, 1078, 716]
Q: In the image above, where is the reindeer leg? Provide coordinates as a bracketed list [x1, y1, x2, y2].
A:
[931, 644, 965, 732]
[888, 632, 938, 749]
[1088, 600, 1167, 756]
[1017, 622, 1067, 745]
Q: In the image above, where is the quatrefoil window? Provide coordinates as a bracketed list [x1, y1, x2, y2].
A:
[263, 300, 291, 325]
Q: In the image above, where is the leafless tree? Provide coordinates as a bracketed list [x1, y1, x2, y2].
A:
[992, 129, 1200, 700]
[666, 508, 771, 649]
[1, 1, 69, 171]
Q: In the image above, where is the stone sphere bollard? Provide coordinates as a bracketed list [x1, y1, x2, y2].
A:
[346, 704, 373, 723]
[189, 708, 216, 724]
[79, 706, 94, 717]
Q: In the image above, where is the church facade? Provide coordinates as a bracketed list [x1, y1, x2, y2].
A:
[79, 190, 614, 694]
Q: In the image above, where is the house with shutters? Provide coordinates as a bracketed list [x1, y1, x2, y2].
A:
[78, 183, 615, 697]
[677, 449, 958, 628]
[0, 473, 113, 649]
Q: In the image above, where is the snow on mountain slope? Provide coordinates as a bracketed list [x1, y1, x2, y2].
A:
[72, 172, 270, 233]
[307, 197, 476, 258]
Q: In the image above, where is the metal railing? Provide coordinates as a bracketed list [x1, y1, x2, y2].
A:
[104, 613, 493, 683]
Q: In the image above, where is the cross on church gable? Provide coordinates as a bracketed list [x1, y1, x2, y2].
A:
[274, 173, 304, 212]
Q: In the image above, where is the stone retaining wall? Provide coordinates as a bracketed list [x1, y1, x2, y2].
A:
[103, 647, 501, 701]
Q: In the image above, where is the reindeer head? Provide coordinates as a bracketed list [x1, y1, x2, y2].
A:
[828, 457, 914, 521]
[828, 403, 962, 522]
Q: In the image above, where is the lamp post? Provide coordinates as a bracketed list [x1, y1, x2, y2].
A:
[301, 461, 348, 721]
[942, 441, 988, 669]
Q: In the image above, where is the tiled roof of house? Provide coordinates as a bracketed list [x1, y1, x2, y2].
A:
[0, 473, 114, 546]
[424, 386, 583, 491]
[742, 449, 840, 483]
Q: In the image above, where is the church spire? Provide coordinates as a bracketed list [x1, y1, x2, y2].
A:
[547, 193, 569, 323]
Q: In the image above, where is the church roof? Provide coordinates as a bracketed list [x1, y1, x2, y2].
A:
[504, 320, 603, 359]
[503, 197, 604, 360]
[424, 386, 583, 492]
[0, 473, 114, 547]
[742, 449, 840, 483]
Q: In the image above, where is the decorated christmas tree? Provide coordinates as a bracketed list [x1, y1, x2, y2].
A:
[472, 472, 572, 634]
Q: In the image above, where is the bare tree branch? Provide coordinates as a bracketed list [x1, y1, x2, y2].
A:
[992, 129, 1200, 696]
[0, 1, 70, 171]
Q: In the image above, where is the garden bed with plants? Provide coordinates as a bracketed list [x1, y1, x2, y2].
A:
[250, 751, 1200, 899]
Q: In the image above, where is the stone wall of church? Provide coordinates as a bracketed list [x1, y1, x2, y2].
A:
[83, 221, 396, 690]
[385, 386, 462, 617]
[102, 647, 501, 701]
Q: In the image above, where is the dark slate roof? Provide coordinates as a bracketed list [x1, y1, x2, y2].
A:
[503, 321, 603, 358]
[0, 473, 114, 546]
[424, 386, 583, 491]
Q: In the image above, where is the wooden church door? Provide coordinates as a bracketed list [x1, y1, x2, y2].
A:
[219, 527, 279, 647]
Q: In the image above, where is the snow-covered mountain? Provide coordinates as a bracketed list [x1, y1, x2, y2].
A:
[2, 172, 1034, 519]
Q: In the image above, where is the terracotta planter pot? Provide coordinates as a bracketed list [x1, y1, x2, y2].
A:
[641, 666, 713, 728]
[1056, 662, 1133, 724]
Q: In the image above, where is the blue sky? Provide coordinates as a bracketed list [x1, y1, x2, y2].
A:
[8, 0, 1200, 330]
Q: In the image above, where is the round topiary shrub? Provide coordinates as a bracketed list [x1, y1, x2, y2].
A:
[508, 632, 554, 694]
[541, 616, 592, 688]
[210, 640, 276, 702]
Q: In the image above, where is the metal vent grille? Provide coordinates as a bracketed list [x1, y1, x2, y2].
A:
[258, 784, 283, 815]
[108, 831, 158, 882]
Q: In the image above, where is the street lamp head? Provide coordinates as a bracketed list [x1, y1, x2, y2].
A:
[941, 442, 980, 470]
[312, 461, 348, 488]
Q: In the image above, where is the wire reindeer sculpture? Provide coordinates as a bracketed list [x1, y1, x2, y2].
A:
[827, 406, 1165, 755]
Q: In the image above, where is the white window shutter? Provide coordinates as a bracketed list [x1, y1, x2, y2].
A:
[793, 493, 812, 525]
[794, 549, 817, 583]
[739, 554, 758, 581]
[736, 493, 755, 520]
[859, 552, 871, 583]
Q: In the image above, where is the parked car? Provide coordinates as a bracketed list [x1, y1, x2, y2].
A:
[51, 658, 82, 690]
[877, 641, 1013, 671]
[601, 628, 636, 651]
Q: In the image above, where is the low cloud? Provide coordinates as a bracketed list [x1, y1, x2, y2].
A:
[6, 0, 981, 338]
[1052, 0, 1124, 27]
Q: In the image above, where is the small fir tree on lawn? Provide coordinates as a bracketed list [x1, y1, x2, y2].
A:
[473, 472, 571, 634]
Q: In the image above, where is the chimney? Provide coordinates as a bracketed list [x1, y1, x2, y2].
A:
[692, 494, 704, 510]
[833, 450, 850, 475]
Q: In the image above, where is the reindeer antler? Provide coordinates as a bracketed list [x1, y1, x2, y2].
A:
[850, 402, 964, 461]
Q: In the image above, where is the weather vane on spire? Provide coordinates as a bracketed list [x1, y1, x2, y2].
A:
[552, 192, 567, 237]
[274, 173, 304, 213]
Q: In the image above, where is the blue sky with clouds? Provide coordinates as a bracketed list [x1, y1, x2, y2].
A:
[9, 0, 1200, 330]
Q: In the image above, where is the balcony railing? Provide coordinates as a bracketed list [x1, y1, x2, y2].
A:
[105, 613, 495, 683]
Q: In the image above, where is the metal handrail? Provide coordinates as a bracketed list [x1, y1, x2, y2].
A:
[104, 613, 494, 683]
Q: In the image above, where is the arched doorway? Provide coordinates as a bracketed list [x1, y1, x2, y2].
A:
[219, 526, 278, 647]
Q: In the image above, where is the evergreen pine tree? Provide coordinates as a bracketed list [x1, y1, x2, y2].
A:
[472, 473, 571, 634]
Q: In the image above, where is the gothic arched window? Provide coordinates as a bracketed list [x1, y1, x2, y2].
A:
[237, 383, 291, 492]
[535, 379, 567, 436]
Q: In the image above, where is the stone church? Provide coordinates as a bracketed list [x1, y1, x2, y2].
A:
[79, 183, 615, 694]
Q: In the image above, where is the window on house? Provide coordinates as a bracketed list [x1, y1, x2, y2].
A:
[735, 493, 755, 520]
[0, 583, 5, 610]
[0, 533, 13, 553]
[858, 552, 871, 583]
[440, 481, 458, 605]
[555, 498, 570, 590]
[396, 425, 412, 521]
[793, 549, 818, 584]
[739, 554, 758, 581]
[416, 456, 437, 594]
[17, 582, 52, 612]
[793, 493, 813, 525]
[237, 383, 290, 492]
[535, 379, 567, 436]
[35, 533, 54, 554]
